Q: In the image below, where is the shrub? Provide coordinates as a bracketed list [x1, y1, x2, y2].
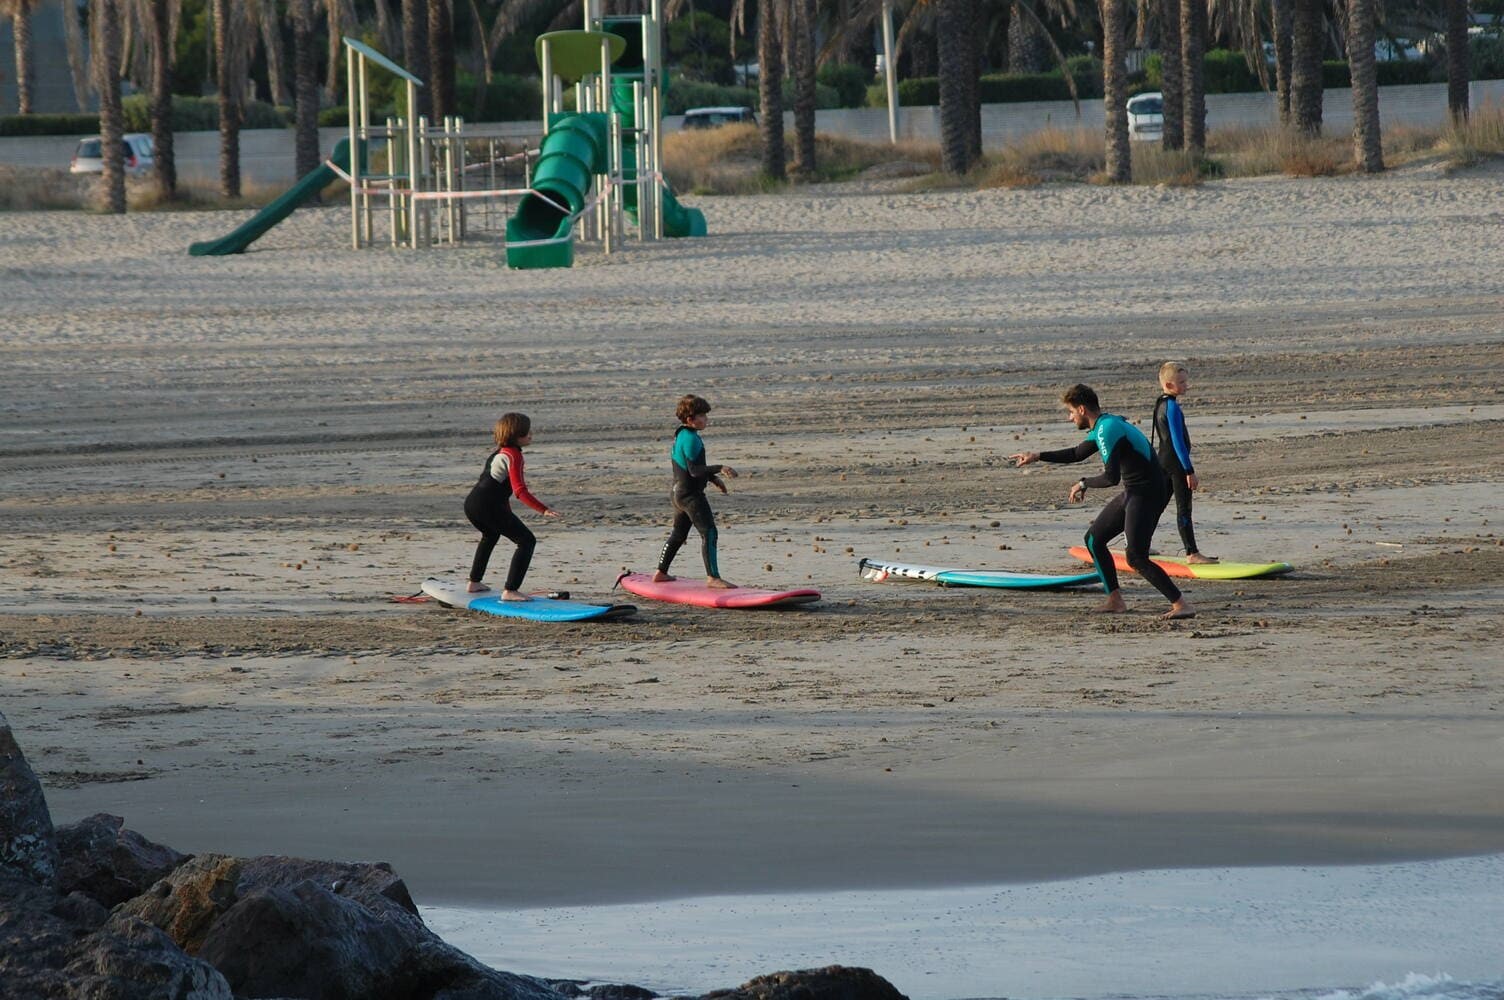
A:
[780, 80, 841, 110]
[818, 63, 873, 108]
[460, 74, 542, 122]
[0, 113, 101, 136]
[1473, 34, 1504, 80]
[0, 96, 287, 136]
[664, 78, 756, 115]
[867, 58, 1101, 108]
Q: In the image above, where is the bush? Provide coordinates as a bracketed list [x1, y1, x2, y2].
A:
[1322, 59, 1435, 89]
[1203, 48, 1264, 93]
[460, 74, 542, 122]
[664, 78, 756, 115]
[818, 63, 873, 108]
[0, 96, 287, 136]
[780, 80, 842, 110]
[866, 58, 1101, 107]
[0, 113, 101, 136]
[1473, 34, 1504, 81]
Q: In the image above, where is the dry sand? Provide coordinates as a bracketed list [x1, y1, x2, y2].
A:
[1, 162, 1502, 910]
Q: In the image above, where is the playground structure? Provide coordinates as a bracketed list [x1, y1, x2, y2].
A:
[188, 0, 704, 267]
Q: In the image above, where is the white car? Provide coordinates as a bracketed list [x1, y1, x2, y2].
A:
[1126, 93, 1164, 142]
[70, 133, 156, 177]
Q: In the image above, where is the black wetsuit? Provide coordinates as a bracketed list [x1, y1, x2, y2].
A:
[1039, 413, 1182, 603]
[1152, 393, 1201, 556]
[464, 446, 545, 591]
[657, 426, 723, 578]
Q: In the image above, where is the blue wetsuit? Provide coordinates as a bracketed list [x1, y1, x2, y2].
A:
[1039, 414, 1181, 602]
[1152, 393, 1202, 556]
[656, 426, 724, 578]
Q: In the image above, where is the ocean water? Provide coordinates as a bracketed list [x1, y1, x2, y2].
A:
[422, 853, 1504, 1000]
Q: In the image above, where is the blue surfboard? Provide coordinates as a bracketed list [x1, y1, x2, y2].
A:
[421, 577, 636, 622]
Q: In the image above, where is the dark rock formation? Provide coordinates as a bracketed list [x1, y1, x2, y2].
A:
[55, 812, 187, 907]
[0, 708, 60, 886]
[703, 966, 909, 1000]
[116, 852, 243, 954]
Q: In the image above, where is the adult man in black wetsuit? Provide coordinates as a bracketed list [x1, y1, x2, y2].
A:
[1011, 384, 1195, 620]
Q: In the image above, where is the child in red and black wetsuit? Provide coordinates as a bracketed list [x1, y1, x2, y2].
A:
[464, 412, 561, 601]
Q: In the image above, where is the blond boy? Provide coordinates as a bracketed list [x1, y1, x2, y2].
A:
[1151, 362, 1216, 564]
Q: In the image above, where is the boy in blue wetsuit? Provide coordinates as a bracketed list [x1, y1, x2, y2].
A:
[652, 395, 740, 589]
[1012, 384, 1195, 620]
[1153, 362, 1216, 563]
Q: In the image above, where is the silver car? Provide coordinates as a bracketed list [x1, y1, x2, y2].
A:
[70, 133, 156, 177]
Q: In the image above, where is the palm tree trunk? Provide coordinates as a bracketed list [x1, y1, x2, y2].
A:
[966, 0, 983, 161]
[1178, 0, 1205, 152]
[147, 0, 176, 199]
[1102, 0, 1130, 181]
[937, 0, 972, 174]
[1289, 0, 1323, 135]
[1446, 0, 1469, 122]
[1271, 0, 1294, 125]
[93, 0, 126, 212]
[1158, 0, 1183, 149]
[400, 0, 431, 121]
[790, 0, 816, 175]
[1007, 2, 1048, 73]
[11, 5, 34, 114]
[293, 0, 320, 179]
[757, 0, 785, 180]
[212, 0, 241, 199]
[1345, 0, 1381, 171]
[428, 0, 454, 123]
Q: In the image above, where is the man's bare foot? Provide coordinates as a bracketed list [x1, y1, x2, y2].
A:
[500, 589, 529, 602]
[1186, 553, 1219, 564]
[466, 581, 490, 593]
[706, 577, 737, 590]
[1095, 592, 1128, 614]
[1162, 600, 1196, 620]
[651, 570, 675, 583]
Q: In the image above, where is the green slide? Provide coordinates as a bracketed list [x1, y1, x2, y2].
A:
[612, 77, 706, 238]
[505, 113, 611, 269]
[189, 139, 358, 257]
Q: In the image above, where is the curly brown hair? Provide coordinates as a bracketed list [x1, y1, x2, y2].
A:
[492, 412, 531, 448]
[675, 394, 711, 425]
[1060, 384, 1100, 411]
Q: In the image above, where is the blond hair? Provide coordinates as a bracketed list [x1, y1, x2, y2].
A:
[1159, 361, 1188, 384]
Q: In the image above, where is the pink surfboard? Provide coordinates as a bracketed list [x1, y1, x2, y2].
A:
[615, 573, 821, 609]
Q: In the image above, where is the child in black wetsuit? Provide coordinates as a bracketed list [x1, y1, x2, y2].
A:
[651, 395, 739, 589]
[464, 412, 560, 601]
[1152, 361, 1217, 563]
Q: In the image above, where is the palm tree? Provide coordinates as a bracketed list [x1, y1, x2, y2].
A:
[758, 0, 785, 180]
[1270, 0, 1293, 124]
[1179, 0, 1205, 151]
[1101, 0, 1129, 180]
[1158, 0, 1183, 148]
[292, 0, 320, 179]
[92, 0, 126, 212]
[937, 0, 975, 174]
[1289, 0, 1322, 134]
[400, 0, 431, 120]
[142, 0, 177, 199]
[428, 0, 456, 122]
[2, 0, 39, 114]
[1445, 0, 1468, 121]
[1346, 0, 1381, 170]
[791, 0, 817, 175]
[211, 0, 243, 198]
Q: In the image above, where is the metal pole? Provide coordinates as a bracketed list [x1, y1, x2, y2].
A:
[407, 83, 421, 249]
[360, 58, 373, 245]
[347, 47, 359, 249]
[882, 0, 900, 144]
[540, 40, 553, 134]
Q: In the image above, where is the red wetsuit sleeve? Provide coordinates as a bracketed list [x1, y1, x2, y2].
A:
[503, 447, 549, 514]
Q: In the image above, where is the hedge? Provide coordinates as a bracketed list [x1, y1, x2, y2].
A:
[818, 63, 873, 108]
[1149, 48, 1438, 93]
[664, 79, 756, 115]
[866, 58, 1103, 108]
[0, 95, 288, 136]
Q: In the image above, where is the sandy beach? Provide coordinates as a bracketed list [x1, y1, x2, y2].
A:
[2, 157, 1502, 961]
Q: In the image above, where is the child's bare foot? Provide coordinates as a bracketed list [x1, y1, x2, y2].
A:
[500, 589, 529, 602]
[1162, 599, 1196, 620]
[1095, 592, 1128, 614]
[1186, 553, 1219, 564]
[706, 577, 737, 590]
[467, 581, 490, 593]
[651, 570, 675, 583]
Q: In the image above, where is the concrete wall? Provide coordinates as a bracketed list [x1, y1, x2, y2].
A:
[4, 79, 1502, 188]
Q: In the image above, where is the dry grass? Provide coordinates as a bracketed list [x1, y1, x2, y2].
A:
[662, 122, 940, 194]
[0, 166, 97, 211]
[1438, 101, 1504, 170]
[979, 127, 1104, 188]
[0, 164, 325, 213]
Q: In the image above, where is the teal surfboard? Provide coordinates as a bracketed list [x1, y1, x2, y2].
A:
[421, 577, 636, 622]
[859, 558, 1098, 590]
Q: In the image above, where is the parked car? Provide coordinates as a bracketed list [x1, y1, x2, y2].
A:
[1125, 93, 1164, 142]
[682, 106, 757, 130]
[70, 133, 156, 177]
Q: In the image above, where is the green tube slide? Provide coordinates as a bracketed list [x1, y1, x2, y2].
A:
[505, 113, 611, 269]
[189, 139, 359, 257]
[612, 78, 706, 238]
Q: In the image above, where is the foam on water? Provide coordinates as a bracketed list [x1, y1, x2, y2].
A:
[422, 854, 1504, 1000]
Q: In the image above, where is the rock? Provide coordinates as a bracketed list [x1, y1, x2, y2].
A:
[236, 854, 421, 921]
[55, 813, 187, 908]
[0, 708, 60, 886]
[0, 865, 232, 1000]
[703, 966, 908, 1000]
[587, 986, 658, 1000]
[115, 853, 242, 954]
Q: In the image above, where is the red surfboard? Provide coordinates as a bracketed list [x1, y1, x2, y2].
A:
[616, 573, 821, 609]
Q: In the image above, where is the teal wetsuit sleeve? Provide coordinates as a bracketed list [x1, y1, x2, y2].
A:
[1165, 398, 1194, 472]
[672, 429, 722, 478]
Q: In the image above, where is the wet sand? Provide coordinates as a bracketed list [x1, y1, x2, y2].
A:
[1, 163, 1502, 909]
